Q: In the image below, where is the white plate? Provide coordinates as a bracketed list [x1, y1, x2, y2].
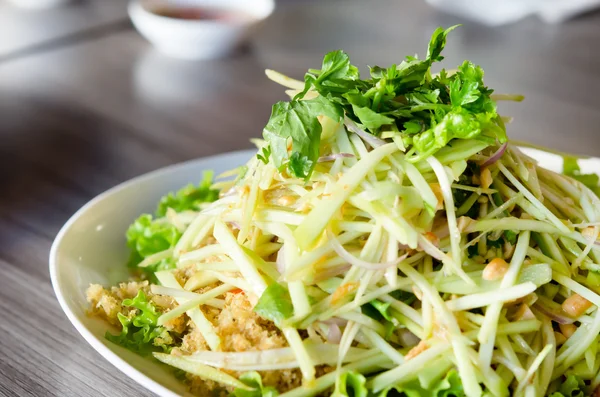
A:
[50, 147, 600, 397]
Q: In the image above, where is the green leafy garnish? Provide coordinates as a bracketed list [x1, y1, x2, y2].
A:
[261, 25, 507, 178]
[126, 214, 181, 271]
[263, 97, 343, 179]
[105, 290, 173, 355]
[333, 371, 368, 397]
[253, 282, 294, 325]
[156, 171, 220, 216]
[378, 370, 465, 397]
[563, 156, 600, 197]
[231, 372, 279, 397]
[549, 375, 587, 397]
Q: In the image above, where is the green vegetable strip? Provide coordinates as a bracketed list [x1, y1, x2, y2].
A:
[466, 218, 562, 235]
[370, 342, 452, 393]
[553, 310, 600, 378]
[238, 168, 261, 244]
[153, 353, 252, 390]
[396, 262, 481, 397]
[478, 232, 530, 367]
[157, 283, 233, 327]
[155, 271, 224, 351]
[137, 248, 174, 268]
[294, 143, 398, 250]
[282, 327, 315, 383]
[349, 197, 418, 249]
[279, 352, 388, 397]
[288, 280, 312, 318]
[174, 214, 213, 258]
[179, 244, 225, 267]
[428, 156, 466, 279]
[361, 328, 404, 365]
[213, 220, 267, 296]
[537, 319, 556, 393]
[445, 282, 536, 311]
[498, 163, 570, 234]
[398, 156, 438, 210]
[515, 344, 553, 395]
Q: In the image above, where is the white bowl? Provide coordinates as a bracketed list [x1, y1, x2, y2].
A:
[50, 149, 254, 397]
[128, 0, 274, 60]
[50, 147, 600, 396]
[7, 0, 71, 9]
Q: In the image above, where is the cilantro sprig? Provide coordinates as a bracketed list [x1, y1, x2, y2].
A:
[261, 25, 506, 179]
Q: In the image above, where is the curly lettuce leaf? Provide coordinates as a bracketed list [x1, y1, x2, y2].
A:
[126, 214, 181, 269]
[156, 170, 219, 216]
[548, 375, 587, 397]
[105, 290, 173, 355]
[378, 370, 465, 397]
[333, 371, 368, 397]
[231, 372, 279, 397]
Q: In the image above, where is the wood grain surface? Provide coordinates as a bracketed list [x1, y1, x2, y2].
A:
[1, 1, 599, 396]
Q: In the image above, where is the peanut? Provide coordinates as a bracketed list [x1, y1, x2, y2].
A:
[562, 293, 593, 318]
[277, 195, 295, 206]
[331, 282, 359, 305]
[405, 340, 428, 360]
[480, 167, 493, 189]
[559, 323, 577, 339]
[582, 226, 599, 241]
[429, 183, 444, 210]
[553, 331, 567, 346]
[482, 258, 509, 281]
[510, 303, 535, 321]
[423, 232, 440, 247]
[457, 216, 474, 232]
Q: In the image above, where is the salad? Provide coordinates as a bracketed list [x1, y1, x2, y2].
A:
[87, 26, 600, 397]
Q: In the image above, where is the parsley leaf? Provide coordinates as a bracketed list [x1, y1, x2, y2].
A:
[352, 105, 394, 130]
[263, 98, 343, 178]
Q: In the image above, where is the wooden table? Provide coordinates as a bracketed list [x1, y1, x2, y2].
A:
[1, 1, 599, 395]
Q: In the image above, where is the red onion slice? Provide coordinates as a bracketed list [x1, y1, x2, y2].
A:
[322, 318, 349, 327]
[481, 142, 508, 167]
[328, 230, 408, 270]
[533, 302, 575, 324]
[326, 323, 342, 344]
[344, 117, 386, 148]
[276, 249, 286, 275]
[318, 153, 355, 163]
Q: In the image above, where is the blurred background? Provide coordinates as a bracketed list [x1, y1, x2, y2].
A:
[0, 0, 599, 395]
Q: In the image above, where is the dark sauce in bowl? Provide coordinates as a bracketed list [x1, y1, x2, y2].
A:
[152, 6, 254, 23]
